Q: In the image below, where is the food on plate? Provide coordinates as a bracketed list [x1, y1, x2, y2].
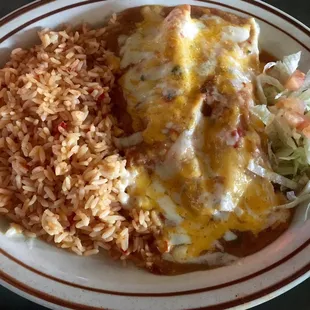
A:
[0, 5, 309, 275]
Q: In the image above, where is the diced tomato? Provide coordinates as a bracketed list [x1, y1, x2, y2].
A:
[229, 130, 240, 148]
[276, 98, 305, 115]
[97, 93, 106, 102]
[231, 130, 238, 138]
[58, 121, 67, 130]
[283, 110, 310, 132]
[53, 121, 67, 135]
[226, 128, 243, 148]
[283, 111, 305, 128]
[297, 118, 310, 131]
[285, 70, 305, 91]
[237, 127, 245, 137]
[302, 125, 310, 139]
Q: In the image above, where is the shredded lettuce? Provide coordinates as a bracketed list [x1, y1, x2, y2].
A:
[274, 193, 310, 209]
[299, 181, 310, 220]
[255, 83, 310, 184]
[264, 85, 281, 104]
[263, 62, 276, 73]
[265, 114, 310, 182]
[274, 180, 310, 211]
[256, 74, 285, 105]
[247, 160, 298, 189]
[286, 191, 297, 201]
[297, 89, 310, 110]
[304, 138, 310, 165]
[251, 105, 274, 125]
[256, 75, 267, 105]
[266, 114, 297, 150]
[299, 180, 310, 195]
[259, 75, 285, 91]
[269, 51, 301, 83]
[276, 146, 309, 176]
[250, 51, 310, 214]
[273, 180, 310, 220]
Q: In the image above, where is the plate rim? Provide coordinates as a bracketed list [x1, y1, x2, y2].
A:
[0, 0, 309, 309]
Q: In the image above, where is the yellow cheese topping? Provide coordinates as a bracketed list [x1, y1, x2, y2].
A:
[119, 5, 285, 262]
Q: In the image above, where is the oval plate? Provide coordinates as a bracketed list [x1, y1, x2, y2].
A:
[0, 1, 310, 309]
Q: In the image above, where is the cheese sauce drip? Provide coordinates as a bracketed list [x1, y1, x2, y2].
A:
[118, 5, 287, 263]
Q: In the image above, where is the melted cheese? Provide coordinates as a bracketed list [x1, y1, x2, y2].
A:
[119, 5, 285, 263]
[222, 26, 250, 43]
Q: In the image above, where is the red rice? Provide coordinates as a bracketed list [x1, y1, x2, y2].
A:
[0, 24, 161, 266]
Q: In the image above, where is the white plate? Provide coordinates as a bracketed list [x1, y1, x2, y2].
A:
[0, 1, 309, 309]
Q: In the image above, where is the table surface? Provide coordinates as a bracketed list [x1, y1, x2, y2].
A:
[0, 0, 310, 309]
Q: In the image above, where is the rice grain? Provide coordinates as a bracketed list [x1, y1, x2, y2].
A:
[0, 24, 162, 268]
